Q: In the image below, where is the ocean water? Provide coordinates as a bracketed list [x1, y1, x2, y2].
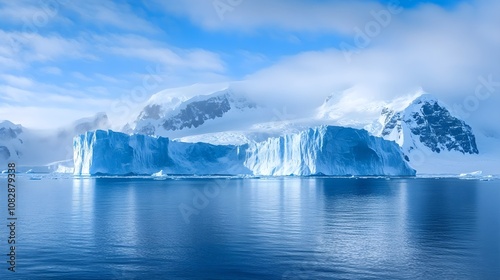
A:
[0, 177, 499, 279]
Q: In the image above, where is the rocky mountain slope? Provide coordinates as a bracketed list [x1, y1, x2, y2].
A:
[369, 94, 479, 157]
[132, 88, 262, 138]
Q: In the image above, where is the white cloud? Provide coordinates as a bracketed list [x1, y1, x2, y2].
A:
[157, 0, 385, 34]
[63, 0, 160, 33]
[233, 0, 500, 133]
[94, 34, 226, 72]
[0, 105, 105, 129]
[0, 30, 92, 67]
[0, 74, 115, 122]
[0, 81, 115, 129]
[0, 74, 34, 88]
[0, 85, 36, 103]
[0, 0, 70, 26]
[1, 0, 498, 135]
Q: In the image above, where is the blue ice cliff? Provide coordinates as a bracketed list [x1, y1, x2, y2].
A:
[73, 126, 416, 176]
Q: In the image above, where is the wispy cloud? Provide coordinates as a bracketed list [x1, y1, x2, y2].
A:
[63, 0, 160, 33]
[0, 0, 69, 26]
[94, 34, 226, 72]
[157, 0, 385, 34]
[236, 0, 500, 133]
[0, 0, 158, 33]
[0, 0, 498, 134]
[0, 74, 34, 88]
[0, 30, 92, 66]
[0, 78, 116, 128]
[0, 85, 35, 103]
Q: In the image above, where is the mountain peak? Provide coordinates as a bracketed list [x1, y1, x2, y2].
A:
[375, 93, 479, 156]
[410, 92, 438, 104]
[0, 120, 22, 130]
[132, 87, 259, 137]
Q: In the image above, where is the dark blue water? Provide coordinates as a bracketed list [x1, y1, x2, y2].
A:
[0, 177, 499, 279]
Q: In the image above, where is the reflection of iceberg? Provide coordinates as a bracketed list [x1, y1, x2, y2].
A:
[73, 127, 416, 176]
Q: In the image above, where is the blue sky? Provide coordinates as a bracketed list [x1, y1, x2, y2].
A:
[0, 0, 499, 131]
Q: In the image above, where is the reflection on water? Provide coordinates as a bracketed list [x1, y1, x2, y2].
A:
[3, 177, 499, 279]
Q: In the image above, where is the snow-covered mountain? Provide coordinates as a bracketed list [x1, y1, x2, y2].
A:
[0, 121, 24, 164]
[362, 93, 500, 175]
[121, 86, 498, 176]
[377, 94, 479, 154]
[369, 94, 478, 155]
[3, 83, 499, 176]
[0, 113, 110, 170]
[131, 88, 264, 138]
[73, 126, 415, 176]
[316, 90, 387, 129]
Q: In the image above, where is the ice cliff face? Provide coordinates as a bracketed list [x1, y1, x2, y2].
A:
[73, 126, 415, 176]
[73, 130, 250, 176]
[245, 126, 415, 176]
[372, 94, 479, 155]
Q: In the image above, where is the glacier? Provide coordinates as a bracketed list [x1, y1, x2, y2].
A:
[73, 126, 415, 176]
[245, 126, 415, 176]
[73, 130, 250, 176]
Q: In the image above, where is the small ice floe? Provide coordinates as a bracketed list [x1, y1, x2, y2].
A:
[152, 170, 167, 177]
[480, 175, 495, 181]
[151, 170, 168, 180]
[459, 171, 483, 179]
[459, 171, 482, 177]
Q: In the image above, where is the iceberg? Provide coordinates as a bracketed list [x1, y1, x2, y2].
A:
[73, 126, 416, 176]
[73, 130, 250, 176]
[245, 126, 415, 176]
